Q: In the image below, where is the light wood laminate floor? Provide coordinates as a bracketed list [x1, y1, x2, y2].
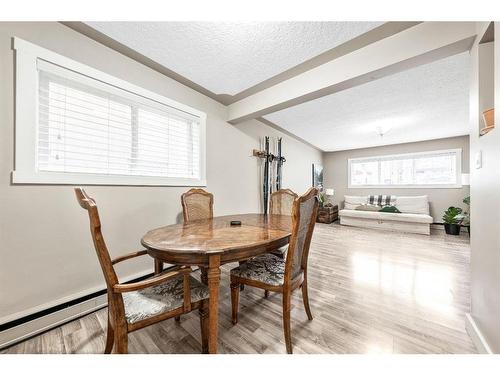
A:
[2, 223, 476, 354]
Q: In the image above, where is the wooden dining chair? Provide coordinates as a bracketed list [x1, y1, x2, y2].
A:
[269, 189, 298, 259]
[154, 188, 214, 293]
[154, 188, 214, 277]
[181, 188, 214, 223]
[229, 187, 319, 354]
[75, 188, 210, 354]
[180, 188, 214, 286]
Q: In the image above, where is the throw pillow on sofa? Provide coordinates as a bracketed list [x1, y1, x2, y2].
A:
[344, 195, 369, 210]
[355, 204, 381, 212]
[379, 205, 401, 213]
[368, 195, 396, 206]
[395, 195, 430, 215]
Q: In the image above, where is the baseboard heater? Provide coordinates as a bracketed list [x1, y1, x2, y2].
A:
[0, 272, 154, 351]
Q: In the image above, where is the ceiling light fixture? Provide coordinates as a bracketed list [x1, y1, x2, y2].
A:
[375, 125, 391, 138]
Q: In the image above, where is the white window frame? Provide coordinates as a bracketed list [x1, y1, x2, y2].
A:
[347, 148, 463, 189]
[12, 37, 207, 186]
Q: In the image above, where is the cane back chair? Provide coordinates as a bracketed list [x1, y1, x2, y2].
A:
[75, 188, 210, 354]
[269, 188, 298, 258]
[229, 187, 319, 354]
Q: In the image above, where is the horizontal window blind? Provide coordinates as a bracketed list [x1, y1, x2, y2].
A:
[37, 59, 201, 180]
[349, 149, 460, 187]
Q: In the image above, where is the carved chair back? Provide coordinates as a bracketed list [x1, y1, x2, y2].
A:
[269, 189, 298, 216]
[284, 187, 319, 284]
[181, 188, 214, 223]
[75, 188, 119, 290]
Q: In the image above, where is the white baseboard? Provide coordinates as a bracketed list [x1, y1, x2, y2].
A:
[465, 313, 494, 354]
[430, 223, 444, 231]
[0, 294, 107, 350]
[430, 224, 469, 233]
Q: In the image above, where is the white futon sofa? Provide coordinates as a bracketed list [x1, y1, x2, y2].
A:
[339, 195, 433, 235]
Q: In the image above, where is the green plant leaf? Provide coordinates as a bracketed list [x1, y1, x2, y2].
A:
[442, 206, 463, 224]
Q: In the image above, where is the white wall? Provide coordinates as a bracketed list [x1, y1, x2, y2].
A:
[0, 22, 321, 324]
[468, 22, 500, 353]
[323, 136, 470, 220]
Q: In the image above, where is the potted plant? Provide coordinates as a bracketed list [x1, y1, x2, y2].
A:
[318, 191, 326, 207]
[454, 196, 470, 235]
[442, 206, 462, 235]
[318, 191, 333, 208]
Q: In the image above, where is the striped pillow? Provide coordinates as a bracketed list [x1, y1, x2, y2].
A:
[368, 195, 396, 207]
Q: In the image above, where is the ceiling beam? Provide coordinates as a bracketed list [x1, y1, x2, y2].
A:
[222, 22, 420, 104]
[227, 22, 477, 124]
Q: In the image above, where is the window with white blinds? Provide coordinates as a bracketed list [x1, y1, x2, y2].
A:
[348, 149, 462, 188]
[13, 38, 206, 186]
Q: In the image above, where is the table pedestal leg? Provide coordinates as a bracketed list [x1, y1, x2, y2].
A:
[207, 255, 221, 354]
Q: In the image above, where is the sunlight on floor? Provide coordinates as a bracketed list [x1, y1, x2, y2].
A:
[352, 251, 454, 315]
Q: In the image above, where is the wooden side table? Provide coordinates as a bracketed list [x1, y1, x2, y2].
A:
[316, 205, 339, 224]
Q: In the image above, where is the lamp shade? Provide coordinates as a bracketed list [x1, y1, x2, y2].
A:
[325, 188, 335, 196]
[480, 108, 495, 136]
[483, 108, 494, 128]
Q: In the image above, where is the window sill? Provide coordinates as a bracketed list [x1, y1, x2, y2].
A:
[11, 171, 207, 187]
[347, 184, 463, 189]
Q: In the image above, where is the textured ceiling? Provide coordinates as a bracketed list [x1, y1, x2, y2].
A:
[264, 52, 471, 152]
[86, 21, 382, 96]
[83, 22, 469, 152]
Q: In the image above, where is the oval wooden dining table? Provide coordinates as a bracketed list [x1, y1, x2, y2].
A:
[141, 213, 292, 353]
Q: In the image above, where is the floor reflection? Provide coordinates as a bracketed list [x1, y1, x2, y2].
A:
[352, 251, 454, 315]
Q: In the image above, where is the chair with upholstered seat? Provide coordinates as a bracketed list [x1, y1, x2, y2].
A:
[229, 187, 319, 354]
[180, 188, 214, 286]
[152, 188, 214, 284]
[75, 188, 210, 354]
[269, 189, 298, 259]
